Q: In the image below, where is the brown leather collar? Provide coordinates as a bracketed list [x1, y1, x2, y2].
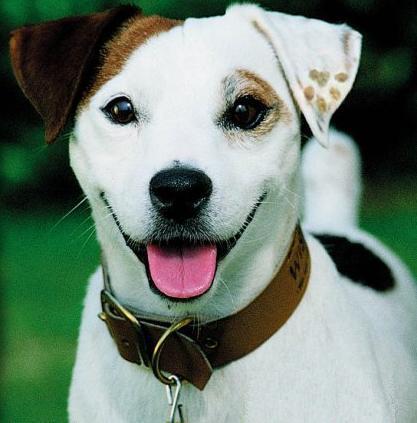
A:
[99, 225, 310, 390]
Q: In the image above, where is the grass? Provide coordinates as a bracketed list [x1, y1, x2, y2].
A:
[360, 179, 417, 272]
[1, 208, 100, 422]
[1, 183, 416, 422]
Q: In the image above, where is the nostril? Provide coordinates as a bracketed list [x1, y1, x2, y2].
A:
[152, 185, 176, 207]
[185, 176, 212, 205]
[149, 167, 212, 220]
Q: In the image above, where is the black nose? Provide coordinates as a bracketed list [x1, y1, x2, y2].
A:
[149, 167, 213, 221]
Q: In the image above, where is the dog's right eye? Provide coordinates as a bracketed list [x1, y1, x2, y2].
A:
[103, 97, 136, 125]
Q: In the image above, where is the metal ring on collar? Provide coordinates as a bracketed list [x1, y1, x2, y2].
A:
[151, 317, 193, 385]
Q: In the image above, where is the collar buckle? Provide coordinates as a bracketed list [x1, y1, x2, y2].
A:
[100, 289, 151, 367]
[151, 317, 193, 385]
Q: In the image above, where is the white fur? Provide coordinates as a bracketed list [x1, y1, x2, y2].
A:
[302, 129, 362, 231]
[68, 5, 417, 422]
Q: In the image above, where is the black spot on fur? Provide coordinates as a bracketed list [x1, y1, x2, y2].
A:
[314, 234, 395, 291]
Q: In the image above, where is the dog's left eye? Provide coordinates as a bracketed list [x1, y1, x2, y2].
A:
[227, 96, 268, 130]
[103, 97, 136, 125]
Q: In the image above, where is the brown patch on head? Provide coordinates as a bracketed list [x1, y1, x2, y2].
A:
[234, 69, 286, 108]
[222, 69, 291, 138]
[335, 72, 348, 82]
[303, 86, 315, 101]
[329, 86, 341, 101]
[79, 15, 182, 109]
[9, 5, 141, 144]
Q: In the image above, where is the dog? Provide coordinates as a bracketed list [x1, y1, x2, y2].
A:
[10, 4, 417, 422]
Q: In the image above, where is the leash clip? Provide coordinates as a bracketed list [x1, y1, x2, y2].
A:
[151, 318, 192, 423]
[165, 374, 185, 423]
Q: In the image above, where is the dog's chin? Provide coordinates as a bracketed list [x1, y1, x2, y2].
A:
[101, 192, 266, 302]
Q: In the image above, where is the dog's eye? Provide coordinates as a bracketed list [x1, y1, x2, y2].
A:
[228, 96, 268, 130]
[103, 97, 136, 125]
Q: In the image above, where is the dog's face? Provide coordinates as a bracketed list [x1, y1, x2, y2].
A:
[72, 11, 301, 306]
[10, 5, 361, 318]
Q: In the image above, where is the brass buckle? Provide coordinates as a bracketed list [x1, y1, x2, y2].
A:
[100, 290, 151, 367]
[151, 317, 193, 385]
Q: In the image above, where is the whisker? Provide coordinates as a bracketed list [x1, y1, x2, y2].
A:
[50, 196, 89, 231]
[282, 185, 301, 197]
[76, 227, 98, 258]
[216, 276, 238, 313]
[76, 212, 114, 240]
[283, 195, 297, 212]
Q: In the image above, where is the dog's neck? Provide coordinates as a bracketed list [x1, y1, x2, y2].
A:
[94, 171, 300, 322]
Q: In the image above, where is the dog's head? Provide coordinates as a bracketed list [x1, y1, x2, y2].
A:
[10, 5, 361, 318]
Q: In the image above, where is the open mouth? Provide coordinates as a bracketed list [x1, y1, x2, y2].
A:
[100, 192, 266, 300]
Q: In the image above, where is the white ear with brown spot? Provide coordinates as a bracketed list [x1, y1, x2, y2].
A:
[227, 5, 362, 147]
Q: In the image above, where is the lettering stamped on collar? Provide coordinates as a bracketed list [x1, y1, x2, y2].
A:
[99, 225, 310, 390]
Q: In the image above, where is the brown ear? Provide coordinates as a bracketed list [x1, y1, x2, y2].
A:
[9, 5, 141, 144]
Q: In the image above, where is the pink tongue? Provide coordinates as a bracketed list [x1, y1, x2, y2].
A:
[147, 244, 217, 299]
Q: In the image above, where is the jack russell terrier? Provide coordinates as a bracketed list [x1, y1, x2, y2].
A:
[10, 4, 417, 422]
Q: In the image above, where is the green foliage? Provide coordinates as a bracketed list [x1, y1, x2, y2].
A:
[1, 143, 35, 185]
[2, 208, 99, 422]
[1, 0, 106, 25]
[358, 46, 414, 92]
[140, 0, 233, 17]
[343, 0, 378, 13]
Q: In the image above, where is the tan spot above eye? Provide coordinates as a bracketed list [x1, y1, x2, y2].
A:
[316, 96, 327, 113]
[330, 87, 341, 101]
[335, 72, 349, 82]
[303, 86, 315, 101]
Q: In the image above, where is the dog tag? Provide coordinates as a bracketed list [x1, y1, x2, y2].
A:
[165, 374, 185, 423]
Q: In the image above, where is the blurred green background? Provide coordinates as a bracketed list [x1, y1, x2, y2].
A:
[1, 0, 416, 421]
